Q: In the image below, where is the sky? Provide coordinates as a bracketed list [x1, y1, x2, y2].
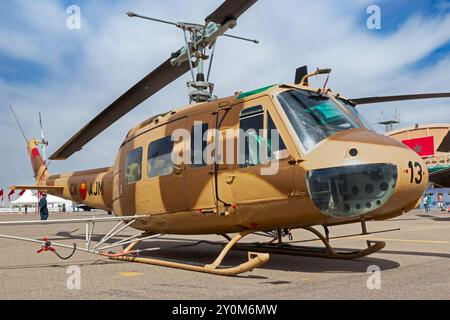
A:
[0, 0, 450, 190]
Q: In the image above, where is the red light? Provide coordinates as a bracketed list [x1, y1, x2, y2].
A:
[31, 148, 40, 159]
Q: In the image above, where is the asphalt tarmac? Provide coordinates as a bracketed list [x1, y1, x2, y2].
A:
[0, 209, 449, 300]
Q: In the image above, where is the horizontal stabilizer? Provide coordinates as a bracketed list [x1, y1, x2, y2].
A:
[10, 185, 64, 192]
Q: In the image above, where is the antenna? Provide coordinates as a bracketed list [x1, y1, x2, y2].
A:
[38, 112, 49, 163]
[378, 109, 400, 133]
[9, 105, 28, 144]
[127, 11, 259, 104]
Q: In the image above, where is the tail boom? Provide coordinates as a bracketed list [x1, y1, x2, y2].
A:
[24, 139, 113, 211]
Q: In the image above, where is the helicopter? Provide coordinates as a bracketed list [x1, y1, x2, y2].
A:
[4, 0, 450, 276]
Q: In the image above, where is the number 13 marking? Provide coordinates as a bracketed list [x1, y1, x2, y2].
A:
[408, 161, 423, 184]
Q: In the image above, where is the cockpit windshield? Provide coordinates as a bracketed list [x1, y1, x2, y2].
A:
[277, 89, 360, 151]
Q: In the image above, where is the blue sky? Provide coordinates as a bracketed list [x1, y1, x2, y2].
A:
[2, 0, 448, 86]
[0, 0, 450, 190]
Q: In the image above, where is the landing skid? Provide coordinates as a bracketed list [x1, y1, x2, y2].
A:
[235, 226, 386, 260]
[105, 231, 269, 276]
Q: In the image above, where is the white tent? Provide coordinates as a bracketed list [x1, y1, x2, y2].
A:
[46, 194, 72, 206]
[10, 190, 38, 206]
[10, 190, 73, 212]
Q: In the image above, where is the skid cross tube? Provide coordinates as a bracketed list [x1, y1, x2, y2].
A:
[234, 226, 387, 260]
[108, 231, 270, 276]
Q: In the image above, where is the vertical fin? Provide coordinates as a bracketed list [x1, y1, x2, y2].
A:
[27, 139, 48, 184]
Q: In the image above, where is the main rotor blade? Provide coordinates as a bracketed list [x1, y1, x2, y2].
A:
[206, 0, 257, 25]
[351, 93, 450, 105]
[50, 58, 190, 160]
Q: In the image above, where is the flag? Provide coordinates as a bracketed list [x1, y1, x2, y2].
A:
[402, 136, 435, 157]
[0, 189, 3, 204]
[18, 189, 26, 197]
[8, 189, 15, 202]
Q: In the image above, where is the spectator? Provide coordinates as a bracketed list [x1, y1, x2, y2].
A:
[423, 194, 430, 213]
[38, 194, 49, 221]
[437, 193, 445, 211]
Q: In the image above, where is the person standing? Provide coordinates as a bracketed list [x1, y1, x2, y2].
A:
[39, 194, 49, 221]
[437, 193, 445, 211]
[427, 193, 433, 212]
[423, 194, 430, 212]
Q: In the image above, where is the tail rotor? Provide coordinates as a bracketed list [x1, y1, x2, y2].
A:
[38, 112, 48, 164]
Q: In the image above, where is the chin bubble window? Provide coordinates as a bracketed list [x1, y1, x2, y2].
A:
[307, 163, 398, 218]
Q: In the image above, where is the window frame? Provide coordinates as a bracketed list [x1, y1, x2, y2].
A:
[266, 111, 288, 160]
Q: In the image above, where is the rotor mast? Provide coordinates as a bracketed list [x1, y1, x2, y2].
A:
[127, 11, 258, 104]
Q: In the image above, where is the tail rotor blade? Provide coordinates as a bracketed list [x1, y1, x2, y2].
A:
[39, 112, 47, 163]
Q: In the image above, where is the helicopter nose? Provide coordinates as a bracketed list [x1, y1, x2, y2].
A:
[304, 130, 428, 219]
[390, 148, 428, 213]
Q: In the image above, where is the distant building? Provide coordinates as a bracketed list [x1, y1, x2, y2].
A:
[387, 123, 450, 188]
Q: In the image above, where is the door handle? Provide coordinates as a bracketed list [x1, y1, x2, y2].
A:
[173, 165, 184, 176]
[226, 175, 237, 184]
[288, 159, 303, 165]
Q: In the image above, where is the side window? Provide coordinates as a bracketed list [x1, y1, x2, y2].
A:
[267, 112, 287, 159]
[148, 136, 173, 178]
[239, 106, 264, 167]
[125, 147, 143, 184]
[191, 123, 208, 167]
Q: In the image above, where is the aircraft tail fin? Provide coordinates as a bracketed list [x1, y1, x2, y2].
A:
[27, 139, 49, 184]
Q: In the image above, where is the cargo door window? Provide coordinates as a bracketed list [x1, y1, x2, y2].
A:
[191, 123, 209, 167]
[148, 136, 174, 178]
[125, 147, 143, 184]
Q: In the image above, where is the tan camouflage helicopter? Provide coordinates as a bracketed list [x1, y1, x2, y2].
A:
[3, 0, 450, 276]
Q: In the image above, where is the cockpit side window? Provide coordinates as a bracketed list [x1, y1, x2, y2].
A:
[337, 98, 374, 131]
[239, 106, 264, 168]
[125, 147, 143, 184]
